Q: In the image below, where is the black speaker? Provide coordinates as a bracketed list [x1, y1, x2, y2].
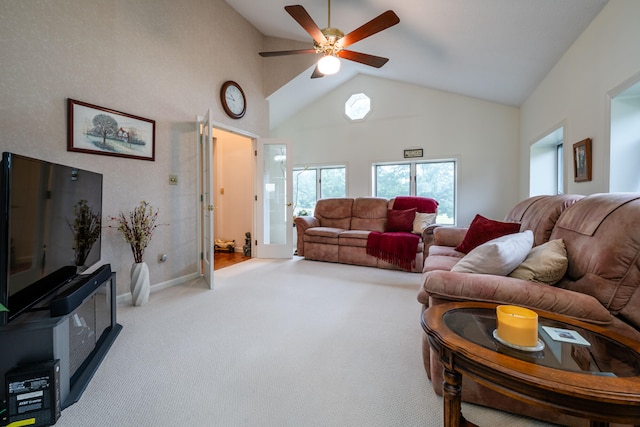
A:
[6, 360, 60, 426]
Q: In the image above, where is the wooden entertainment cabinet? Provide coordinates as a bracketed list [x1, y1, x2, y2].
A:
[0, 265, 122, 415]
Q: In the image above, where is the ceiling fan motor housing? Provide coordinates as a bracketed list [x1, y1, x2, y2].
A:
[315, 27, 345, 53]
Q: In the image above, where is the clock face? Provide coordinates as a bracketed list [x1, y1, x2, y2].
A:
[221, 81, 246, 119]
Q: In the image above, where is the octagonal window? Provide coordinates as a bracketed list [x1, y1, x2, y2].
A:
[345, 93, 371, 120]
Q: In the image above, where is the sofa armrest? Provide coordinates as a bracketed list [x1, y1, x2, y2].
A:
[432, 226, 468, 247]
[420, 224, 441, 255]
[418, 270, 613, 324]
[293, 216, 319, 256]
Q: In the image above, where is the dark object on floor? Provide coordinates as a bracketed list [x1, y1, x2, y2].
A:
[243, 232, 251, 257]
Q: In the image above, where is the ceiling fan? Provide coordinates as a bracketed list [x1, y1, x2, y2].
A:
[258, 1, 400, 78]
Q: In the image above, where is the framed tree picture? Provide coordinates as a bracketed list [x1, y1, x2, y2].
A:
[67, 99, 155, 161]
[573, 138, 592, 182]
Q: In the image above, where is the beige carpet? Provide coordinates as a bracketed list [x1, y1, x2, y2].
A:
[56, 258, 556, 426]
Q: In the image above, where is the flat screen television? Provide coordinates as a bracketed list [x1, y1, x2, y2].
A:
[0, 152, 103, 325]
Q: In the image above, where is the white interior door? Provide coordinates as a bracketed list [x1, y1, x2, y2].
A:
[197, 111, 214, 289]
[255, 138, 293, 258]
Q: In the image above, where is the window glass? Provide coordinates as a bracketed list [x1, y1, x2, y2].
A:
[293, 168, 316, 216]
[416, 161, 455, 224]
[375, 164, 411, 198]
[374, 160, 456, 225]
[345, 93, 371, 120]
[293, 165, 346, 216]
[320, 167, 346, 198]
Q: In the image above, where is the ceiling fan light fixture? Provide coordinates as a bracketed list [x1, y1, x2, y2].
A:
[318, 54, 340, 75]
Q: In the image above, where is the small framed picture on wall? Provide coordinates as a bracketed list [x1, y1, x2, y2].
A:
[573, 138, 592, 182]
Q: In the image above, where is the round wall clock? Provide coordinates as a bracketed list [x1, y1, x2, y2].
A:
[220, 80, 246, 119]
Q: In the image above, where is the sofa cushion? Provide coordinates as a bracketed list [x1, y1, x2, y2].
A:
[338, 229, 370, 248]
[313, 198, 353, 229]
[422, 254, 461, 272]
[455, 214, 521, 254]
[304, 227, 344, 245]
[509, 239, 568, 285]
[413, 212, 437, 234]
[351, 197, 388, 232]
[386, 208, 417, 232]
[550, 194, 640, 328]
[451, 231, 533, 276]
[419, 270, 614, 324]
[504, 194, 584, 246]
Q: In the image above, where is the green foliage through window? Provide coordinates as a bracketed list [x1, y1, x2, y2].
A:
[293, 166, 346, 216]
[374, 160, 456, 224]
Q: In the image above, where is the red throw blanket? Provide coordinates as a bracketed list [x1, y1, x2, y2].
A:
[393, 196, 438, 213]
[366, 231, 420, 271]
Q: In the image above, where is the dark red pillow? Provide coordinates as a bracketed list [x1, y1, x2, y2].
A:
[386, 208, 417, 232]
[455, 214, 521, 253]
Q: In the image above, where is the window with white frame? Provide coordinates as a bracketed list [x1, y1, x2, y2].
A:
[345, 93, 371, 120]
[293, 165, 346, 216]
[373, 160, 456, 224]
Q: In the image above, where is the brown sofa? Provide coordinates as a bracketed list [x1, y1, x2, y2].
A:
[418, 193, 640, 426]
[294, 197, 438, 273]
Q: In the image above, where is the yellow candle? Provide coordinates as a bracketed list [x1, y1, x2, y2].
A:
[496, 305, 538, 347]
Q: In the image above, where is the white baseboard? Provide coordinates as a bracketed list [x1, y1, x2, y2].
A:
[116, 271, 201, 306]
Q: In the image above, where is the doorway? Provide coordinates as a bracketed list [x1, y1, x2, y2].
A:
[211, 128, 254, 262]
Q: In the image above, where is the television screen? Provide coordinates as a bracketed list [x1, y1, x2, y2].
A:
[0, 152, 103, 324]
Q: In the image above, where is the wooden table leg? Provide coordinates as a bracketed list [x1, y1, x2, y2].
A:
[443, 367, 462, 427]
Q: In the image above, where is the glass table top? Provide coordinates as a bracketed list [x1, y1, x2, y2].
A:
[443, 307, 640, 377]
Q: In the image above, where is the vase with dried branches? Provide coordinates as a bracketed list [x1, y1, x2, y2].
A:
[108, 201, 162, 306]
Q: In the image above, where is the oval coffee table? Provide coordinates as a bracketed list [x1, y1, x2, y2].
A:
[422, 301, 640, 427]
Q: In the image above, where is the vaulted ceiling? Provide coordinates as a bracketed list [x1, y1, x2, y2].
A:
[225, 0, 609, 127]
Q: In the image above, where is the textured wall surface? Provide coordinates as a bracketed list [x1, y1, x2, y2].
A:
[0, 0, 269, 296]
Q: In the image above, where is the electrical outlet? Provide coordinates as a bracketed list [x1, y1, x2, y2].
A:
[169, 175, 178, 185]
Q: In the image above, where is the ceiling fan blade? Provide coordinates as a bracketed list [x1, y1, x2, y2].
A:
[259, 49, 317, 57]
[285, 5, 328, 45]
[337, 10, 400, 48]
[310, 65, 324, 79]
[337, 50, 389, 68]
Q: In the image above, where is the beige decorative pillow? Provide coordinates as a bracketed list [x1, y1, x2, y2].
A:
[412, 212, 437, 234]
[509, 239, 568, 285]
[451, 230, 533, 276]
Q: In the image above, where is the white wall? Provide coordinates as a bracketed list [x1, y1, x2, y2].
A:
[213, 131, 253, 250]
[272, 74, 520, 227]
[0, 0, 270, 296]
[520, 0, 640, 197]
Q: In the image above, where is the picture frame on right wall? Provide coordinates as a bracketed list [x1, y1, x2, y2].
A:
[573, 138, 592, 182]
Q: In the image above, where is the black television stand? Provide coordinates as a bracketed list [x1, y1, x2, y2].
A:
[0, 264, 122, 414]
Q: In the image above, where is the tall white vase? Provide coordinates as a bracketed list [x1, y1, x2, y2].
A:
[130, 262, 150, 306]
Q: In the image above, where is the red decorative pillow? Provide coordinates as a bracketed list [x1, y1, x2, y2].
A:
[455, 214, 521, 254]
[387, 208, 417, 232]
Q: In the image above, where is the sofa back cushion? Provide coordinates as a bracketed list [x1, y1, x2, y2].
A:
[351, 197, 388, 232]
[313, 198, 354, 229]
[504, 194, 584, 246]
[551, 193, 640, 328]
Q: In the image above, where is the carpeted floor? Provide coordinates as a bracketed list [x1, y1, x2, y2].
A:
[56, 258, 557, 426]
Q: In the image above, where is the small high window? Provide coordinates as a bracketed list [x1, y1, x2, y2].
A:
[345, 93, 371, 120]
